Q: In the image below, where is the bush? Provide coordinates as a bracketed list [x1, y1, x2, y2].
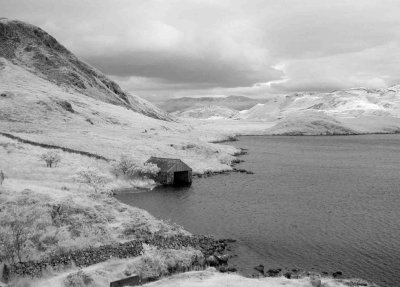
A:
[74, 168, 110, 193]
[64, 270, 94, 287]
[0, 203, 50, 262]
[124, 248, 204, 278]
[112, 155, 159, 180]
[40, 150, 61, 167]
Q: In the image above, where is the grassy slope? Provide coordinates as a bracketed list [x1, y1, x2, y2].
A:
[0, 58, 238, 174]
[0, 135, 187, 255]
[0, 51, 240, 287]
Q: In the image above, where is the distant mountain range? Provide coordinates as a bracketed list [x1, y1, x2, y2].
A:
[157, 95, 266, 113]
[172, 105, 239, 119]
[173, 87, 400, 135]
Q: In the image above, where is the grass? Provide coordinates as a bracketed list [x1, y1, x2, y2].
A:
[0, 135, 188, 263]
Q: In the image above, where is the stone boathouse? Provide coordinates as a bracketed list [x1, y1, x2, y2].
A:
[146, 157, 192, 186]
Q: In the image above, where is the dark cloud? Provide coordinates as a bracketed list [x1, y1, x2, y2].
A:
[1, 0, 400, 98]
[84, 52, 282, 88]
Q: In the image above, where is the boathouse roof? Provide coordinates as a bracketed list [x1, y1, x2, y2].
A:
[146, 157, 192, 172]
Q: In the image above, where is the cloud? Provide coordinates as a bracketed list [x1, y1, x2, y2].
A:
[1, 0, 400, 99]
[270, 42, 400, 92]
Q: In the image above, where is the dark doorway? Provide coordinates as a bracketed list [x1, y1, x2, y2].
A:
[173, 171, 191, 186]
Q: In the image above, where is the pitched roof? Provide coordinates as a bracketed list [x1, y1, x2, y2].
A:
[146, 157, 191, 172]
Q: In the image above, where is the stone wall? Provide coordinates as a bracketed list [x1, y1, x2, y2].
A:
[3, 241, 143, 282]
[0, 132, 109, 161]
[2, 234, 229, 283]
[143, 234, 228, 257]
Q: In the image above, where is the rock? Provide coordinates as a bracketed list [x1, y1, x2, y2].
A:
[218, 266, 228, 273]
[251, 273, 260, 278]
[254, 264, 265, 274]
[215, 254, 229, 264]
[266, 268, 281, 277]
[284, 272, 291, 279]
[332, 271, 343, 278]
[57, 100, 74, 113]
[206, 255, 219, 267]
[227, 266, 237, 272]
[225, 238, 237, 243]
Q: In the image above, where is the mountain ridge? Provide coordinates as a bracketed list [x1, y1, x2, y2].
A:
[157, 95, 267, 113]
[0, 18, 171, 121]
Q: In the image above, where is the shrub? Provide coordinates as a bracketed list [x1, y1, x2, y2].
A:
[124, 248, 204, 279]
[0, 203, 50, 262]
[112, 155, 159, 180]
[64, 270, 93, 287]
[122, 221, 151, 238]
[40, 150, 61, 167]
[74, 168, 110, 193]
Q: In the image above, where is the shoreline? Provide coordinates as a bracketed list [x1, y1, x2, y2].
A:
[0, 130, 389, 287]
[214, 131, 400, 140]
[114, 136, 384, 287]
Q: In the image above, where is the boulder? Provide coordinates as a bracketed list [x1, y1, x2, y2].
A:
[332, 271, 343, 278]
[254, 264, 264, 274]
[227, 266, 237, 272]
[218, 266, 228, 273]
[284, 272, 291, 279]
[266, 268, 281, 277]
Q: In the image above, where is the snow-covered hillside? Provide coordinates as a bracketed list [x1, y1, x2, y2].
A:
[157, 95, 265, 113]
[181, 87, 400, 135]
[172, 105, 239, 119]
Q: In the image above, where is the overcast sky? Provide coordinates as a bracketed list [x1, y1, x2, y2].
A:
[2, 0, 400, 100]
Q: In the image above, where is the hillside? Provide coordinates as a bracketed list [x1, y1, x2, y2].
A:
[183, 87, 400, 136]
[0, 18, 240, 286]
[157, 95, 266, 113]
[0, 19, 238, 173]
[0, 18, 170, 121]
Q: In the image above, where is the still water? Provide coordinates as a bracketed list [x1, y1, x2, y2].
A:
[116, 135, 400, 287]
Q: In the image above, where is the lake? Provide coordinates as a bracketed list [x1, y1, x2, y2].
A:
[116, 135, 400, 287]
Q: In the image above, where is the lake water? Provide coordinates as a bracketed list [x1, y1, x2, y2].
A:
[116, 135, 400, 287]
